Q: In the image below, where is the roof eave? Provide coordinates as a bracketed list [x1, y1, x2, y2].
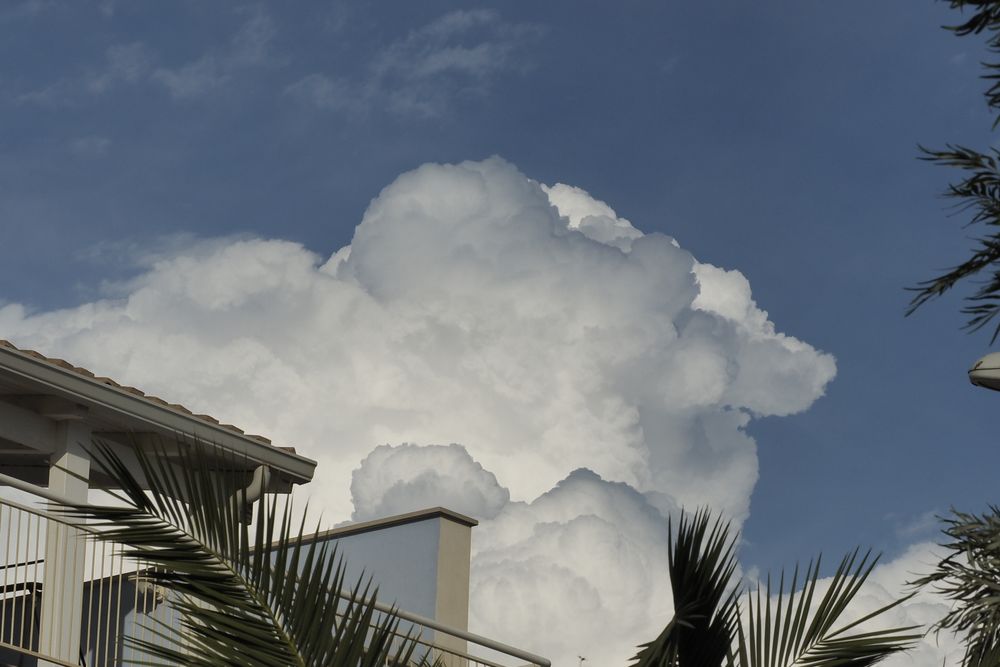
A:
[0, 346, 317, 485]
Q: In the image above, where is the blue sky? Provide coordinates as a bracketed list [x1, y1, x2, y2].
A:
[0, 2, 995, 661]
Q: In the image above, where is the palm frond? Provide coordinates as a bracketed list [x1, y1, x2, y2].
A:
[631, 509, 740, 667]
[736, 550, 920, 667]
[912, 506, 1000, 667]
[910, 1, 1000, 337]
[56, 437, 428, 667]
[908, 145, 1000, 341]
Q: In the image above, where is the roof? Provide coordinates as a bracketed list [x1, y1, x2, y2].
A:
[1, 339, 281, 446]
[0, 339, 317, 489]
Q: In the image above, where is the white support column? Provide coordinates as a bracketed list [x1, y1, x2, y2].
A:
[37, 419, 90, 665]
[433, 517, 473, 663]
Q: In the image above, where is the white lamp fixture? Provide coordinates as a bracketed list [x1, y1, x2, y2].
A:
[969, 352, 1000, 391]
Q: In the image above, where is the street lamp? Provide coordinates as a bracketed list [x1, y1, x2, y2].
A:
[969, 352, 1000, 391]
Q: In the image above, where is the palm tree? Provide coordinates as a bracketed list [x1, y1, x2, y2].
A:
[631, 511, 922, 667]
[912, 506, 1000, 667]
[58, 438, 428, 666]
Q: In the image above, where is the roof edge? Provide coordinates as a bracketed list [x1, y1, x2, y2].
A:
[299, 507, 479, 544]
[0, 344, 317, 484]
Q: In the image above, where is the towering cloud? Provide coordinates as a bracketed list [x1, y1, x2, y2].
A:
[351, 443, 509, 521]
[0, 157, 840, 663]
[471, 468, 676, 665]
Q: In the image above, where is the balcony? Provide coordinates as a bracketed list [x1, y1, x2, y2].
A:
[0, 486, 549, 667]
[0, 342, 548, 667]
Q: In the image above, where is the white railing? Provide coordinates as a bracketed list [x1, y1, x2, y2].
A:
[0, 493, 177, 666]
[336, 592, 550, 667]
[0, 487, 548, 667]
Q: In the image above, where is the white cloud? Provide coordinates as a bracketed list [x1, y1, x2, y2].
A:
[16, 41, 152, 106]
[88, 42, 152, 93]
[351, 443, 509, 521]
[0, 0, 53, 23]
[284, 73, 356, 114]
[69, 135, 111, 158]
[470, 467, 674, 665]
[0, 157, 837, 664]
[693, 263, 837, 417]
[14, 7, 274, 106]
[98, 0, 116, 18]
[153, 6, 275, 100]
[286, 10, 541, 118]
[542, 183, 644, 251]
[353, 445, 961, 667]
[890, 509, 942, 541]
[809, 542, 963, 667]
[152, 58, 228, 101]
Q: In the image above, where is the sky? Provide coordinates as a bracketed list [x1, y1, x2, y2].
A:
[0, 1, 996, 664]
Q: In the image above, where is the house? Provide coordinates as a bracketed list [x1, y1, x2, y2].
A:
[0, 341, 547, 667]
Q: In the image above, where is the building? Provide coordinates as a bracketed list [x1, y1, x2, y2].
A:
[0, 340, 547, 667]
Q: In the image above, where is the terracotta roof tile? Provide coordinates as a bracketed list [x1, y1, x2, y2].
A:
[0, 339, 294, 454]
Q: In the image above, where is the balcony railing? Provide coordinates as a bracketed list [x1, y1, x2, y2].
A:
[0, 486, 549, 667]
[0, 493, 170, 666]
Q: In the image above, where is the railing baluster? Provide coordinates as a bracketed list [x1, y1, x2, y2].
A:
[71, 511, 83, 658]
[28, 515, 40, 649]
[97, 539, 109, 667]
[15, 508, 25, 650]
[85, 530, 96, 666]
[137, 560, 144, 654]
[113, 542, 125, 666]
[1, 503, 9, 645]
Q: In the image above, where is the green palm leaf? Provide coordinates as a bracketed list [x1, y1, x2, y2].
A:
[56, 437, 430, 667]
[630, 509, 740, 667]
[632, 512, 919, 667]
[735, 550, 920, 667]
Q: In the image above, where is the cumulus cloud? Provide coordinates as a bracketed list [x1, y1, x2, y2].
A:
[349, 446, 674, 663]
[542, 183, 644, 251]
[351, 443, 509, 521]
[0, 156, 838, 664]
[471, 468, 674, 665]
[352, 445, 958, 667]
[286, 10, 542, 118]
